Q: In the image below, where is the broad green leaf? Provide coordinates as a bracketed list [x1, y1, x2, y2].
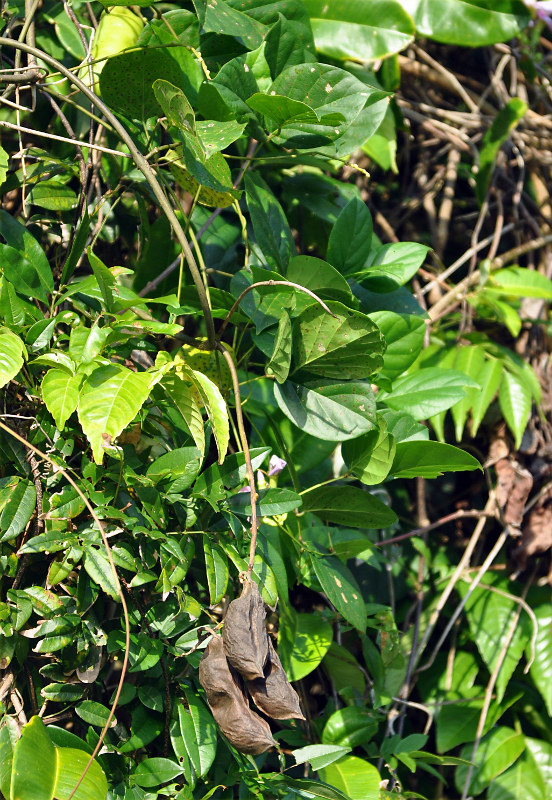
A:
[41, 684, 85, 703]
[247, 93, 321, 127]
[389, 440, 481, 479]
[342, 419, 396, 485]
[361, 241, 430, 288]
[476, 99, 528, 203]
[196, 119, 247, 157]
[10, 716, 56, 800]
[368, 312, 425, 381]
[379, 368, 479, 420]
[190, 369, 229, 464]
[326, 197, 373, 276]
[178, 689, 217, 780]
[161, 375, 205, 456]
[83, 547, 120, 600]
[223, 545, 278, 605]
[0, 277, 27, 328]
[86, 249, 116, 312]
[75, 701, 113, 728]
[132, 757, 183, 788]
[458, 575, 529, 703]
[146, 447, 202, 491]
[100, 47, 187, 120]
[449, 346, 486, 440]
[228, 487, 302, 517]
[78, 364, 152, 463]
[310, 552, 366, 631]
[54, 747, 108, 800]
[28, 182, 78, 212]
[292, 301, 385, 380]
[266, 310, 292, 383]
[278, 608, 333, 680]
[468, 356, 503, 435]
[169, 145, 240, 208]
[287, 255, 352, 301]
[293, 744, 351, 771]
[0, 210, 53, 301]
[274, 381, 377, 441]
[0, 329, 25, 387]
[304, 0, 414, 61]
[46, 486, 86, 520]
[153, 79, 195, 131]
[307, 526, 373, 561]
[203, 538, 229, 604]
[525, 738, 552, 800]
[107, 630, 164, 673]
[245, 172, 295, 272]
[0, 478, 36, 541]
[193, 0, 266, 49]
[0, 719, 18, 800]
[0, 144, 8, 184]
[499, 369, 531, 449]
[302, 485, 397, 528]
[379, 409, 428, 443]
[400, 0, 530, 46]
[68, 324, 111, 364]
[271, 776, 351, 800]
[119, 706, 163, 753]
[193, 447, 270, 501]
[42, 369, 81, 430]
[488, 748, 547, 800]
[527, 600, 552, 716]
[323, 642, 366, 697]
[456, 727, 525, 796]
[318, 755, 380, 800]
[322, 707, 379, 748]
[488, 266, 552, 299]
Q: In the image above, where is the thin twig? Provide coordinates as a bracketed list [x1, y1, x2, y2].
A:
[377, 509, 495, 548]
[0, 119, 132, 157]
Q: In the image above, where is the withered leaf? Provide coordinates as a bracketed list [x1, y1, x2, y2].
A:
[248, 636, 305, 720]
[199, 635, 277, 755]
[223, 578, 268, 680]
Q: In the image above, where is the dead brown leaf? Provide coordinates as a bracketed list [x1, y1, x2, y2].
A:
[223, 578, 268, 680]
[248, 636, 305, 720]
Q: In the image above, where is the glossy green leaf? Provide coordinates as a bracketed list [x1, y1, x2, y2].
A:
[146, 447, 202, 490]
[119, 706, 163, 753]
[499, 369, 531, 449]
[293, 744, 351, 771]
[379, 368, 479, 420]
[449, 346, 486, 440]
[54, 746, 108, 800]
[469, 356, 503, 436]
[302, 485, 397, 528]
[247, 93, 321, 126]
[488, 747, 547, 800]
[368, 312, 425, 382]
[78, 364, 152, 463]
[456, 727, 525, 796]
[488, 266, 552, 299]
[400, 0, 530, 46]
[75, 700, 113, 728]
[193, 0, 266, 49]
[203, 538, 229, 604]
[228, 487, 302, 517]
[287, 255, 352, 300]
[190, 369, 229, 464]
[323, 643, 366, 696]
[177, 689, 217, 780]
[28, 182, 78, 212]
[245, 172, 295, 272]
[83, 547, 120, 600]
[310, 552, 366, 631]
[107, 630, 163, 673]
[389, 440, 481, 479]
[0, 719, 18, 800]
[0, 210, 53, 301]
[0, 329, 25, 388]
[0, 477, 35, 542]
[132, 757, 183, 788]
[86, 249, 116, 312]
[322, 707, 379, 748]
[266, 310, 292, 383]
[318, 755, 380, 800]
[476, 99, 528, 203]
[326, 197, 373, 275]
[42, 369, 81, 430]
[361, 242, 430, 288]
[271, 776, 351, 800]
[527, 600, 552, 716]
[292, 301, 385, 380]
[223, 545, 278, 605]
[342, 419, 396, 485]
[161, 374, 205, 456]
[11, 716, 56, 800]
[278, 608, 333, 681]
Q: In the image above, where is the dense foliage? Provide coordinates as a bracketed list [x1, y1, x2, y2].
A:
[1, 1, 552, 799]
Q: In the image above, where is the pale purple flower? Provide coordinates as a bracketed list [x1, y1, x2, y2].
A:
[524, 0, 552, 27]
[268, 455, 287, 477]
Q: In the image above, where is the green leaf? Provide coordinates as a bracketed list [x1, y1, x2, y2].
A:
[304, 0, 415, 61]
[278, 608, 333, 680]
[456, 727, 525, 796]
[83, 547, 120, 600]
[488, 747, 547, 800]
[476, 99, 528, 203]
[470, 356, 503, 436]
[193, 447, 270, 501]
[28, 182, 78, 212]
[177, 689, 218, 780]
[78, 364, 152, 463]
[310, 552, 367, 631]
[107, 630, 164, 672]
[0, 329, 25, 387]
[245, 172, 295, 272]
[11, 716, 56, 800]
[287, 255, 352, 301]
[0, 719, 18, 800]
[293, 744, 351, 771]
[379, 368, 479, 420]
[499, 369, 531, 449]
[41, 683, 85, 703]
[196, 119, 247, 157]
[326, 198, 373, 276]
[119, 706, 163, 753]
[458, 576, 529, 703]
[247, 93, 321, 127]
[75, 700, 113, 728]
[368, 312, 425, 381]
[0, 210, 53, 301]
[54, 747, 108, 800]
[342, 419, 396, 485]
[193, 0, 266, 49]
[42, 369, 81, 430]
[488, 266, 552, 299]
[389, 440, 481, 479]
[292, 301, 385, 380]
[266, 310, 292, 383]
[400, 0, 530, 46]
[302, 485, 397, 528]
[223, 545, 278, 605]
[161, 375, 205, 457]
[203, 538, 229, 604]
[361, 241, 430, 288]
[525, 738, 552, 800]
[0, 478, 36, 542]
[190, 369, 229, 464]
[274, 380, 377, 441]
[153, 79, 195, 131]
[322, 707, 379, 748]
[318, 755, 380, 800]
[0, 144, 8, 184]
[132, 757, 183, 788]
[86, 249, 116, 312]
[449, 346, 486, 440]
[527, 601, 552, 716]
[272, 776, 351, 800]
[227, 487, 302, 517]
[146, 447, 202, 491]
[169, 145, 240, 208]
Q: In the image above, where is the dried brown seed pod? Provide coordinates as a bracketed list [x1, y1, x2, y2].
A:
[247, 636, 305, 721]
[222, 578, 268, 680]
[199, 635, 277, 755]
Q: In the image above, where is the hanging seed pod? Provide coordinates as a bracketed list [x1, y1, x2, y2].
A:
[199, 635, 277, 755]
[222, 578, 268, 680]
[248, 636, 305, 721]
